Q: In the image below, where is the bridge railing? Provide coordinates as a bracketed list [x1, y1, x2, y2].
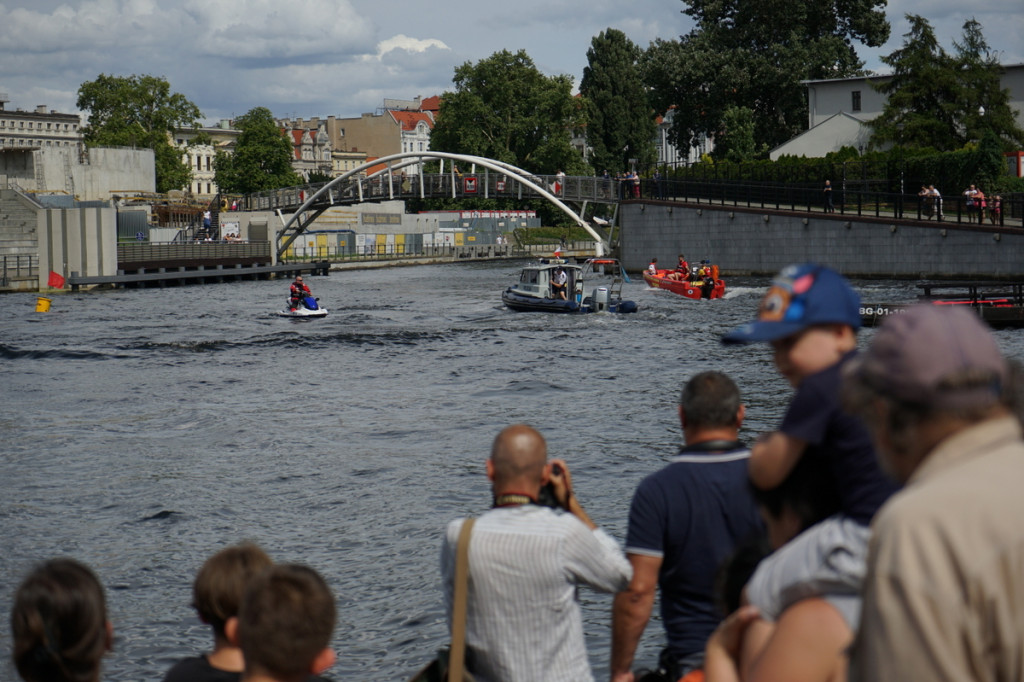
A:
[280, 239, 599, 263]
[239, 173, 625, 214]
[238, 172, 1020, 230]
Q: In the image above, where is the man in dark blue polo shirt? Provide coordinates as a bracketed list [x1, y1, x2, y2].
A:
[611, 371, 764, 681]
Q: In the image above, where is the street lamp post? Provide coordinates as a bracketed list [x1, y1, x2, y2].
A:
[896, 123, 905, 218]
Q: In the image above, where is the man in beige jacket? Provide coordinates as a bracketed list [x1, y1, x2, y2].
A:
[844, 304, 1024, 682]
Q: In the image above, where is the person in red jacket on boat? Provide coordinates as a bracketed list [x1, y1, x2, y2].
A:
[667, 254, 689, 281]
[289, 275, 312, 311]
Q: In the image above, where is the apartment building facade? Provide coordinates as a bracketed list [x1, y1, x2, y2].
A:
[0, 95, 82, 151]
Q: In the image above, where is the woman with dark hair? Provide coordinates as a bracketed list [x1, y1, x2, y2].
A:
[10, 558, 111, 682]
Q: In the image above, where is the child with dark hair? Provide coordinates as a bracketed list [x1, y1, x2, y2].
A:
[11, 557, 112, 682]
[163, 542, 274, 682]
[706, 457, 848, 682]
[234, 564, 337, 682]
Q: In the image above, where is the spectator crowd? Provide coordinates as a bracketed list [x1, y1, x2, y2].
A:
[9, 263, 1024, 682]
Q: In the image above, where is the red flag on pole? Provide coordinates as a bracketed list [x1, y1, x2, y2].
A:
[48, 271, 65, 288]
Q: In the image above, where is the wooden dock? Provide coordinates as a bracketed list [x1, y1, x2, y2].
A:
[67, 261, 330, 291]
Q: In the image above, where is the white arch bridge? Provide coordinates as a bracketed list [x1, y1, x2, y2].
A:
[235, 152, 624, 259]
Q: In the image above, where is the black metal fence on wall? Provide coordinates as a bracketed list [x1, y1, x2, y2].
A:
[643, 176, 1021, 227]
[1, 254, 38, 285]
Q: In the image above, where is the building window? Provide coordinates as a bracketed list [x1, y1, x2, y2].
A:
[852, 91, 861, 112]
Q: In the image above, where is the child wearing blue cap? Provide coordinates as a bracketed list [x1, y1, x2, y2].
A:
[719, 264, 898, 643]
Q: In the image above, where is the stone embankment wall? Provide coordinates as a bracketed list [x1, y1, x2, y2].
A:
[620, 202, 1024, 279]
[0, 147, 155, 201]
[0, 189, 117, 291]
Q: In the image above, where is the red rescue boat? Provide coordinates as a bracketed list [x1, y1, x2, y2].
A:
[643, 267, 726, 300]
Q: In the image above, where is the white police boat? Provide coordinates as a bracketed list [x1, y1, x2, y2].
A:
[501, 258, 638, 314]
[277, 295, 328, 318]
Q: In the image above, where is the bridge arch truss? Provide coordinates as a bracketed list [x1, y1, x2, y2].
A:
[242, 152, 618, 259]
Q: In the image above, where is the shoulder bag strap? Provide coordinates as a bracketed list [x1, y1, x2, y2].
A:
[449, 517, 475, 682]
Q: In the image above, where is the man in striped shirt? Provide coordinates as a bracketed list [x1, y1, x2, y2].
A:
[442, 424, 632, 682]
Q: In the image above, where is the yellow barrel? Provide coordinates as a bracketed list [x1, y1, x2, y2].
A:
[35, 297, 52, 312]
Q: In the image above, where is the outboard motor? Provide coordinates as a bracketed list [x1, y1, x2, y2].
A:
[593, 287, 610, 312]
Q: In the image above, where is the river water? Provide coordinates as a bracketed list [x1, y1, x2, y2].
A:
[2, 263, 1022, 681]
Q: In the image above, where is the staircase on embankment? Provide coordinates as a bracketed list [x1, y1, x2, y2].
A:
[0, 189, 40, 290]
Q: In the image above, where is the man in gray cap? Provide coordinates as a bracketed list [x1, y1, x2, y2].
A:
[843, 304, 1024, 682]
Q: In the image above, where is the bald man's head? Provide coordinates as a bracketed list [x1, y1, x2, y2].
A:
[489, 424, 548, 487]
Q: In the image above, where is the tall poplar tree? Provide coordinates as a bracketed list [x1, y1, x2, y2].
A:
[579, 29, 656, 174]
[214, 107, 301, 194]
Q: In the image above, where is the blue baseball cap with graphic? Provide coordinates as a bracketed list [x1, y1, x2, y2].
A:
[721, 263, 861, 344]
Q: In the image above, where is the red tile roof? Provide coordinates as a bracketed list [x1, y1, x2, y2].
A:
[388, 109, 435, 132]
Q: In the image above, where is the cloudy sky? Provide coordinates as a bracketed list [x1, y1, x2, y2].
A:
[1, 0, 1021, 125]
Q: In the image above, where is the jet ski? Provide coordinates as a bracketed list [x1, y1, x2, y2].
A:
[277, 295, 328, 318]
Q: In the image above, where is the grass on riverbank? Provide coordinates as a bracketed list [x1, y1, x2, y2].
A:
[514, 226, 596, 245]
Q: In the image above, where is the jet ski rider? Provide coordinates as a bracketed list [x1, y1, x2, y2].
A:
[289, 275, 312, 311]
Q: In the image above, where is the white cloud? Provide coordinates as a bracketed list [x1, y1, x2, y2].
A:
[375, 35, 450, 59]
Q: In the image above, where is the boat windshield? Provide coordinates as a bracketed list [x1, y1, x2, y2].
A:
[519, 270, 540, 284]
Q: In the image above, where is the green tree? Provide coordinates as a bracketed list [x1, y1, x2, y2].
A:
[306, 170, 333, 185]
[868, 15, 961, 151]
[430, 50, 589, 174]
[975, 129, 1006, 186]
[714, 106, 760, 162]
[579, 29, 656, 174]
[953, 19, 1024, 150]
[644, 0, 889, 155]
[869, 17, 1024, 152]
[77, 74, 203, 193]
[215, 107, 301, 194]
